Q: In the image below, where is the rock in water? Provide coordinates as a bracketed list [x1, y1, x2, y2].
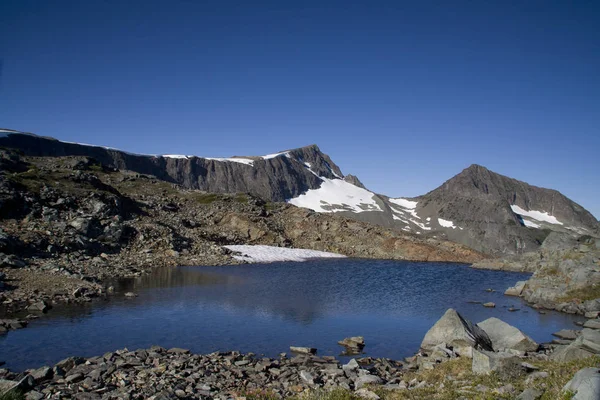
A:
[563, 367, 600, 399]
[477, 317, 538, 352]
[338, 336, 365, 353]
[290, 346, 317, 355]
[420, 308, 493, 352]
[505, 281, 527, 296]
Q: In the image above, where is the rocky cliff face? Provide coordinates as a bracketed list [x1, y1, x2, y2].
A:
[1, 129, 598, 256]
[0, 130, 340, 202]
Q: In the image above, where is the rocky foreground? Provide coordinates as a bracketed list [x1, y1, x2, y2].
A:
[0, 149, 482, 320]
[1, 309, 600, 399]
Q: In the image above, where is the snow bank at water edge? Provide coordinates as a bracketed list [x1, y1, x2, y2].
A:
[223, 245, 346, 263]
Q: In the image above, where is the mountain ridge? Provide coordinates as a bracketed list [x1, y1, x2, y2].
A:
[1, 129, 597, 255]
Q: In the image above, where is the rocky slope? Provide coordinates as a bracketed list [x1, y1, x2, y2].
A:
[0, 148, 482, 319]
[1, 129, 598, 256]
[473, 232, 600, 315]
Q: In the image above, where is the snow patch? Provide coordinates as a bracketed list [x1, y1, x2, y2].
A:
[511, 205, 563, 225]
[204, 157, 255, 166]
[438, 218, 456, 229]
[288, 178, 382, 213]
[522, 219, 541, 228]
[224, 245, 346, 263]
[389, 198, 418, 209]
[262, 151, 291, 160]
[162, 154, 192, 159]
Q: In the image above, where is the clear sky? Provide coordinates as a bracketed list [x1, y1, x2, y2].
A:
[1, 1, 599, 218]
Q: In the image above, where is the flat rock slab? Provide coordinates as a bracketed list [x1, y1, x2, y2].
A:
[583, 319, 600, 329]
[552, 329, 580, 340]
[563, 367, 600, 400]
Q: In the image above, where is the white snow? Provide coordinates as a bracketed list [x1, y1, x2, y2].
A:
[288, 178, 382, 213]
[511, 205, 563, 225]
[262, 151, 291, 160]
[438, 218, 456, 229]
[304, 162, 312, 168]
[389, 198, 418, 209]
[162, 154, 192, 159]
[204, 157, 255, 166]
[522, 219, 541, 228]
[224, 245, 346, 263]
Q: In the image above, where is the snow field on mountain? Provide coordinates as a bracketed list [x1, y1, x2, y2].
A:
[288, 178, 382, 213]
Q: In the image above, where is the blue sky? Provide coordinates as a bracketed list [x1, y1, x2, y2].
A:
[1, 1, 599, 218]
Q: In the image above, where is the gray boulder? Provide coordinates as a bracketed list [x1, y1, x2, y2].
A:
[290, 346, 317, 355]
[505, 281, 527, 296]
[563, 367, 600, 399]
[472, 349, 521, 377]
[420, 309, 493, 352]
[583, 319, 600, 329]
[553, 329, 580, 340]
[551, 330, 600, 362]
[477, 317, 538, 352]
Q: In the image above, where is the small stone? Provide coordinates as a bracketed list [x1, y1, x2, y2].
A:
[483, 302, 496, 308]
[300, 370, 314, 385]
[355, 388, 380, 400]
[124, 292, 137, 298]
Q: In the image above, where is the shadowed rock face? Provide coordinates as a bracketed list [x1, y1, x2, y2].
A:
[0, 132, 341, 202]
[415, 164, 600, 255]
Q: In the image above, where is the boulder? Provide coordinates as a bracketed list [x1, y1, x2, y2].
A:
[551, 331, 600, 362]
[563, 367, 600, 400]
[0, 254, 27, 268]
[290, 346, 317, 355]
[583, 319, 600, 330]
[505, 281, 527, 296]
[420, 309, 493, 352]
[477, 318, 538, 352]
[338, 336, 365, 353]
[355, 374, 383, 389]
[27, 300, 51, 312]
[354, 388, 380, 400]
[472, 349, 521, 377]
[552, 329, 580, 340]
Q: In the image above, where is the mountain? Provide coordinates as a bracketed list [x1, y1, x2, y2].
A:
[0, 129, 339, 202]
[1, 128, 598, 255]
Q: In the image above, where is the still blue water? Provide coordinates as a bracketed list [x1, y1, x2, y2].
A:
[0, 259, 583, 371]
